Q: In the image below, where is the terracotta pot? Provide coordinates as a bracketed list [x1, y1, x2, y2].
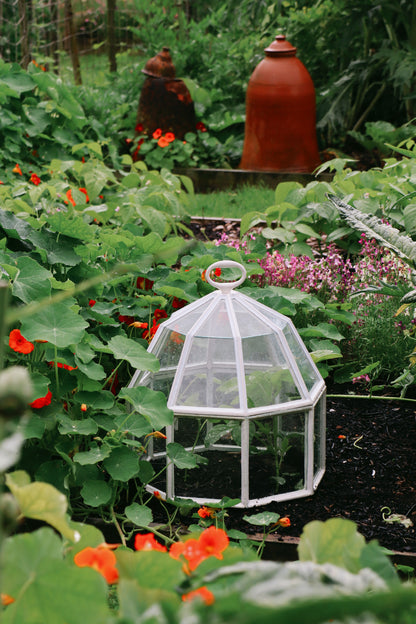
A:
[240, 35, 321, 173]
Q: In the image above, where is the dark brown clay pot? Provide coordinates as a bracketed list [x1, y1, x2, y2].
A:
[240, 35, 321, 173]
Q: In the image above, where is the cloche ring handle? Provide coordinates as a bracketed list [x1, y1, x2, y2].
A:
[205, 260, 247, 294]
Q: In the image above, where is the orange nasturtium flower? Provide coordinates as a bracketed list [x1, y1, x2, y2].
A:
[152, 128, 163, 140]
[182, 586, 215, 605]
[74, 545, 119, 584]
[1, 593, 15, 606]
[164, 132, 175, 143]
[198, 506, 217, 519]
[134, 532, 167, 552]
[79, 187, 89, 202]
[30, 173, 41, 185]
[157, 136, 171, 148]
[278, 516, 291, 528]
[12, 163, 22, 175]
[145, 431, 167, 440]
[9, 329, 35, 354]
[129, 321, 148, 329]
[170, 526, 229, 572]
[65, 189, 76, 206]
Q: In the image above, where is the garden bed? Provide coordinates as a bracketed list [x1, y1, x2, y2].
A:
[147, 395, 416, 557]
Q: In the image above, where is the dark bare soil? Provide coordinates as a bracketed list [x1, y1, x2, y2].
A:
[229, 396, 416, 553]
[147, 396, 416, 554]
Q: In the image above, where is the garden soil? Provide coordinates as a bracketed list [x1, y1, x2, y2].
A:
[151, 396, 416, 555]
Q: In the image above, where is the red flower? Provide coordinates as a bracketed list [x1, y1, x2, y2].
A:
[157, 136, 170, 148]
[154, 309, 168, 321]
[30, 389, 52, 409]
[164, 132, 175, 143]
[48, 361, 77, 371]
[182, 586, 214, 605]
[134, 533, 167, 552]
[74, 545, 119, 584]
[196, 121, 207, 132]
[172, 297, 186, 309]
[65, 189, 76, 206]
[136, 277, 154, 290]
[118, 314, 135, 325]
[88, 299, 96, 307]
[152, 128, 163, 140]
[8, 329, 34, 354]
[13, 164, 22, 175]
[79, 187, 89, 202]
[30, 173, 41, 185]
[135, 123, 144, 133]
[81, 403, 87, 412]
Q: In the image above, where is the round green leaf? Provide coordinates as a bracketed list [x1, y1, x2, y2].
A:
[119, 386, 173, 429]
[21, 300, 88, 347]
[103, 446, 139, 481]
[108, 335, 160, 371]
[125, 502, 153, 527]
[80, 480, 112, 507]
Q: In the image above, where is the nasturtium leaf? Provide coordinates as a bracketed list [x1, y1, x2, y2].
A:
[119, 386, 173, 429]
[20, 299, 88, 347]
[298, 518, 365, 574]
[57, 415, 98, 436]
[1, 71, 36, 94]
[74, 342, 95, 363]
[73, 444, 112, 465]
[114, 411, 152, 437]
[80, 480, 112, 507]
[166, 443, 198, 469]
[137, 459, 155, 484]
[12, 256, 51, 303]
[47, 213, 96, 242]
[74, 357, 106, 381]
[29, 372, 51, 402]
[116, 549, 183, 590]
[103, 446, 139, 481]
[73, 390, 114, 409]
[243, 511, 281, 527]
[5, 471, 76, 542]
[107, 335, 160, 371]
[125, 502, 153, 527]
[1, 558, 110, 624]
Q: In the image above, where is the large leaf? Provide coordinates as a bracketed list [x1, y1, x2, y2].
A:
[119, 386, 173, 429]
[2, 533, 109, 624]
[12, 256, 52, 303]
[5, 471, 77, 542]
[107, 335, 160, 371]
[298, 518, 366, 574]
[20, 299, 88, 347]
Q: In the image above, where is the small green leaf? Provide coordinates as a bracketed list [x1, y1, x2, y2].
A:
[243, 511, 281, 527]
[125, 503, 153, 527]
[167, 442, 198, 469]
[80, 480, 112, 507]
[119, 386, 173, 429]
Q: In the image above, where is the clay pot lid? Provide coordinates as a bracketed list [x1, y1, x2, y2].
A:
[264, 34, 297, 57]
[142, 46, 176, 78]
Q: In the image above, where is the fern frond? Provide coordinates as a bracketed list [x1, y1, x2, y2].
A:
[327, 193, 416, 269]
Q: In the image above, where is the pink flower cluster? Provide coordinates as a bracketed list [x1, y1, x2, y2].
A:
[247, 235, 411, 304]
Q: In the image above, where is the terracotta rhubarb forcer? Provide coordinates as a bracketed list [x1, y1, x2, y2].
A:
[136, 47, 196, 139]
[240, 35, 321, 173]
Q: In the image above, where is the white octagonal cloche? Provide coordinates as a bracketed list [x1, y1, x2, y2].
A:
[129, 260, 326, 507]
